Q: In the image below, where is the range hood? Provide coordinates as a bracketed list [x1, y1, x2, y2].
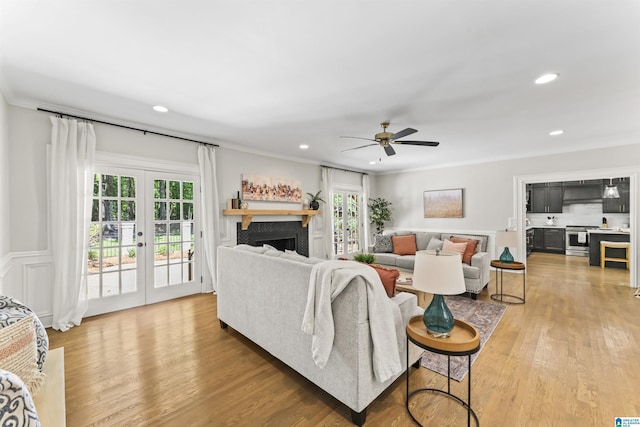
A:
[563, 186, 603, 204]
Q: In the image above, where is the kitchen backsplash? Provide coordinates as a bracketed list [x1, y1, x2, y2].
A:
[527, 203, 631, 228]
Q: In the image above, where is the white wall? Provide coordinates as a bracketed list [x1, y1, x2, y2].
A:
[372, 144, 640, 285]
[0, 92, 10, 281]
[372, 145, 640, 231]
[4, 104, 326, 322]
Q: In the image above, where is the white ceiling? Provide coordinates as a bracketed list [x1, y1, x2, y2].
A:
[1, 1, 639, 173]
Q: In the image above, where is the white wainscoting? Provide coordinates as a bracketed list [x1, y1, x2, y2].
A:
[0, 250, 53, 327]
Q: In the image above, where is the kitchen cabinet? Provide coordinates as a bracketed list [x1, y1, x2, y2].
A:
[528, 183, 563, 213]
[531, 227, 565, 254]
[526, 229, 534, 256]
[603, 178, 630, 213]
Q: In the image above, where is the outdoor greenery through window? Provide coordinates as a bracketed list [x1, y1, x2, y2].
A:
[153, 178, 195, 288]
[332, 191, 361, 256]
[88, 174, 138, 299]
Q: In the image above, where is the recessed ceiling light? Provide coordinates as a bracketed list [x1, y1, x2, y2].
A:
[535, 73, 558, 85]
[369, 161, 376, 165]
[153, 105, 168, 113]
[549, 129, 564, 136]
[299, 144, 309, 149]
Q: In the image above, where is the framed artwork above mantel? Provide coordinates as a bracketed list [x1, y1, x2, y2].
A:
[241, 174, 302, 203]
[424, 188, 464, 218]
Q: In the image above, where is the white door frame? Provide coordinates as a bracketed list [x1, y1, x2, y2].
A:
[515, 166, 637, 287]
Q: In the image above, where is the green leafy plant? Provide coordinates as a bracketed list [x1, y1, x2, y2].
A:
[306, 190, 326, 203]
[368, 197, 392, 233]
[353, 253, 375, 264]
[88, 249, 98, 261]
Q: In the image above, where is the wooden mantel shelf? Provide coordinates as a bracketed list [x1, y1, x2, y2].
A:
[223, 209, 321, 230]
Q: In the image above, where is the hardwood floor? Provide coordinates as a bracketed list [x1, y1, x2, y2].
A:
[48, 253, 639, 426]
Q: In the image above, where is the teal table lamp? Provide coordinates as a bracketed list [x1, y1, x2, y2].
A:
[496, 229, 519, 264]
[412, 250, 466, 338]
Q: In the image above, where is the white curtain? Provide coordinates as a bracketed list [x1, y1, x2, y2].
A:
[362, 173, 371, 252]
[321, 167, 334, 259]
[49, 117, 95, 331]
[197, 145, 221, 292]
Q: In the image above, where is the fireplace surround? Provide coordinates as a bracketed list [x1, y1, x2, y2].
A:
[236, 221, 309, 256]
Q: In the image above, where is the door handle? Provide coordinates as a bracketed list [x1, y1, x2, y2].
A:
[137, 242, 143, 247]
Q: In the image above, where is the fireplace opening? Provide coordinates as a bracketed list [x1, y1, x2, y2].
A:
[254, 235, 296, 252]
[236, 221, 309, 256]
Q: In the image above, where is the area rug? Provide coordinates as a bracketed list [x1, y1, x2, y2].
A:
[33, 347, 66, 426]
[420, 296, 506, 381]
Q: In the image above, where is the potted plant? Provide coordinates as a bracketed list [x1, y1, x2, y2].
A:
[368, 197, 392, 234]
[306, 190, 325, 210]
[353, 252, 376, 264]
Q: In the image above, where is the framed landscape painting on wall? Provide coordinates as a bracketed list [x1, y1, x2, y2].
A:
[424, 188, 463, 218]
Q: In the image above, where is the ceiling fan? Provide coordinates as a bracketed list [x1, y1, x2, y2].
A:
[340, 122, 440, 156]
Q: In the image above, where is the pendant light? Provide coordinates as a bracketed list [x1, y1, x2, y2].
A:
[603, 178, 620, 199]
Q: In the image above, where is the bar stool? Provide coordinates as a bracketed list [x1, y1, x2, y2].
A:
[600, 241, 630, 269]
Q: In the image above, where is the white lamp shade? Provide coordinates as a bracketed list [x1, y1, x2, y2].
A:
[412, 250, 466, 295]
[496, 230, 519, 248]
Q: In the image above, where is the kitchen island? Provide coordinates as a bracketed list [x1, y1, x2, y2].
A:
[588, 229, 631, 268]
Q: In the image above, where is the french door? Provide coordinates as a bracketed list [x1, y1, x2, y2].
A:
[86, 167, 201, 316]
[332, 190, 362, 257]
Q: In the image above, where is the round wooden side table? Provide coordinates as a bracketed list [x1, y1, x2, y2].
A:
[490, 260, 526, 304]
[406, 316, 480, 426]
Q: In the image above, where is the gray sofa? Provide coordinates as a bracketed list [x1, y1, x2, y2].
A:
[369, 230, 491, 298]
[216, 245, 423, 425]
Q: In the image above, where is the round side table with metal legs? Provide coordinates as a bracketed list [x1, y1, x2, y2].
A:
[406, 316, 481, 426]
[490, 260, 526, 304]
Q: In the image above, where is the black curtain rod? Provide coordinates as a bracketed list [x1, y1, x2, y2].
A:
[321, 164, 368, 175]
[37, 107, 219, 147]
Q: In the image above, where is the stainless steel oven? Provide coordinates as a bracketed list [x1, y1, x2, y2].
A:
[565, 225, 598, 256]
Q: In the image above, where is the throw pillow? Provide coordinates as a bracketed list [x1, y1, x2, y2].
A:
[450, 237, 479, 265]
[370, 264, 400, 298]
[0, 315, 45, 396]
[392, 234, 417, 255]
[0, 369, 40, 425]
[442, 239, 467, 261]
[282, 250, 308, 262]
[234, 244, 268, 254]
[426, 237, 444, 251]
[372, 234, 393, 253]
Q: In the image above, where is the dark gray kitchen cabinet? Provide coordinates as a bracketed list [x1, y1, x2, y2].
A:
[531, 227, 565, 254]
[603, 178, 630, 213]
[543, 228, 565, 252]
[529, 183, 563, 213]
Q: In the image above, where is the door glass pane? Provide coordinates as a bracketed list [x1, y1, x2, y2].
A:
[169, 181, 180, 199]
[87, 173, 139, 300]
[183, 182, 193, 200]
[333, 193, 344, 256]
[155, 179, 166, 199]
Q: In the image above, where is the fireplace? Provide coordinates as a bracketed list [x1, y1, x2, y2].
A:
[236, 221, 309, 256]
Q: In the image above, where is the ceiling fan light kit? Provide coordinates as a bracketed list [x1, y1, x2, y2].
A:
[340, 122, 440, 157]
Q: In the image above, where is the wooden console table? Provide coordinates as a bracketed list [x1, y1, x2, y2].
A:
[222, 209, 321, 230]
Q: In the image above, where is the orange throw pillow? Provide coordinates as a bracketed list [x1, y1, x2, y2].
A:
[450, 237, 479, 265]
[442, 239, 467, 261]
[392, 234, 417, 255]
[370, 264, 400, 297]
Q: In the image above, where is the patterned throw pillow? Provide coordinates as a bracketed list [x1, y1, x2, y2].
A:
[0, 296, 48, 371]
[373, 234, 393, 253]
[0, 315, 46, 396]
[0, 369, 40, 425]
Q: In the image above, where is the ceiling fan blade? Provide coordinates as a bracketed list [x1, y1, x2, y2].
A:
[339, 136, 377, 142]
[384, 145, 396, 156]
[394, 140, 440, 147]
[341, 143, 378, 152]
[390, 128, 417, 140]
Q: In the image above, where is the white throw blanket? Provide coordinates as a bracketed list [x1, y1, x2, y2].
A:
[301, 260, 403, 382]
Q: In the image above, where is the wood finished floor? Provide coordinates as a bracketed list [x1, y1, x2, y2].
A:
[48, 253, 639, 426]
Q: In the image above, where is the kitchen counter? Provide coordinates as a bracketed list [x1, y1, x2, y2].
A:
[588, 228, 630, 234]
[527, 225, 566, 229]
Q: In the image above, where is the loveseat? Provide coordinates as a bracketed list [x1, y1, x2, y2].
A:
[369, 230, 491, 298]
[217, 245, 423, 425]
